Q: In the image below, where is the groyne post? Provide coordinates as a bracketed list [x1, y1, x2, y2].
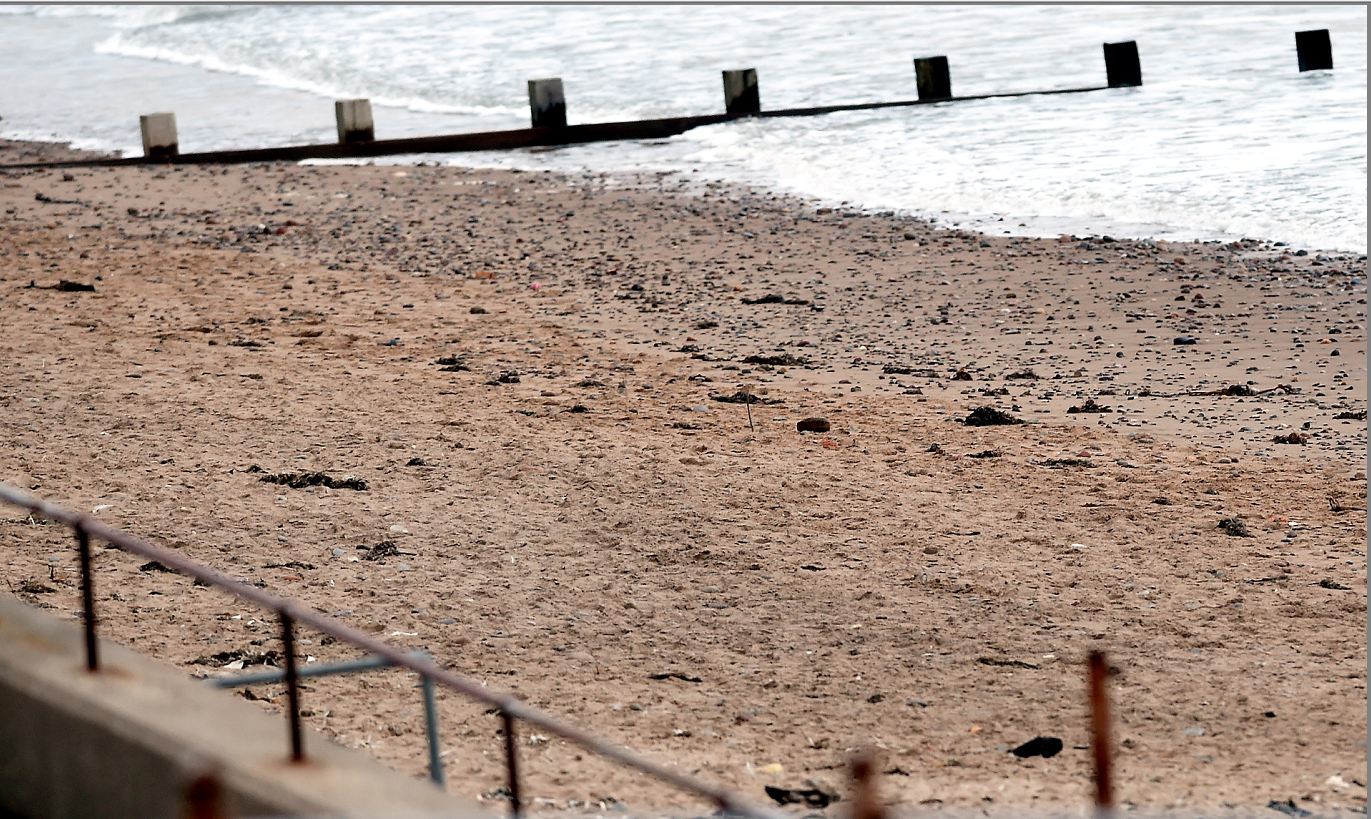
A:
[528, 79, 567, 128]
[914, 56, 952, 101]
[335, 99, 375, 144]
[1296, 29, 1333, 71]
[1103, 41, 1142, 87]
[139, 113, 179, 160]
[722, 69, 760, 115]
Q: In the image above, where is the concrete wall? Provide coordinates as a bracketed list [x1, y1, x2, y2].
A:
[0, 592, 482, 818]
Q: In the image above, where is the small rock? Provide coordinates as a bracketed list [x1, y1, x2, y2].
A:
[796, 417, 831, 433]
[1173, 336, 1199, 345]
[1182, 725, 1206, 737]
[1010, 736, 1063, 758]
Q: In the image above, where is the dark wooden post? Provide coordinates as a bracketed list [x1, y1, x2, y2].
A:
[1296, 29, 1333, 71]
[913, 56, 951, 101]
[722, 69, 760, 115]
[139, 113, 178, 160]
[1103, 41, 1142, 88]
[527, 79, 566, 128]
[334, 99, 375, 144]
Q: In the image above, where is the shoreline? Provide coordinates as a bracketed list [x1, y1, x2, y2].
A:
[7, 135, 1368, 258]
[0, 136, 1364, 814]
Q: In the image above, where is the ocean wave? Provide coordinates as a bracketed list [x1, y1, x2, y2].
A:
[93, 34, 522, 118]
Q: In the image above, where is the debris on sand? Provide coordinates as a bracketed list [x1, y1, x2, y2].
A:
[28, 279, 95, 292]
[976, 656, 1040, 670]
[359, 540, 400, 561]
[967, 449, 1001, 459]
[962, 406, 1023, 426]
[648, 671, 702, 683]
[952, 369, 974, 381]
[741, 353, 809, 367]
[741, 294, 811, 306]
[711, 391, 779, 405]
[434, 355, 470, 371]
[1010, 736, 1063, 759]
[1272, 432, 1309, 445]
[1067, 398, 1113, 413]
[796, 417, 831, 433]
[1217, 517, 1253, 538]
[138, 560, 175, 573]
[1005, 369, 1040, 380]
[764, 785, 838, 809]
[256, 470, 369, 491]
[883, 364, 940, 378]
[1035, 458, 1095, 469]
[1333, 409, 1366, 421]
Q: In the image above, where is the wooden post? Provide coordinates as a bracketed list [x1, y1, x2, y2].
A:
[1103, 41, 1142, 88]
[1296, 29, 1333, 71]
[139, 113, 178, 160]
[527, 79, 566, 128]
[913, 56, 951, 101]
[722, 69, 760, 115]
[334, 99, 374, 144]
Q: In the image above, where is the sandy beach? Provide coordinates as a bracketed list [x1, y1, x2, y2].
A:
[0, 139, 1364, 816]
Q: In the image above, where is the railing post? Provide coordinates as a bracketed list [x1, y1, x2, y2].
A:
[527, 79, 567, 128]
[334, 99, 375, 144]
[280, 611, 305, 762]
[1103, 41, 1142, 88]
[75, 525, 99, 672]
[139, 113, 179, 161]
[722, 69, 760, 115]
[1088, 651, 1115, 816]
[502, 710, 522, 818]
[1296, 29, 1333, 72]
[914, 56, 952, 100]
[420, 670, 445, 786]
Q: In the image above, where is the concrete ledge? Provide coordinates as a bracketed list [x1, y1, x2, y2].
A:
[0, 592, 482, 818]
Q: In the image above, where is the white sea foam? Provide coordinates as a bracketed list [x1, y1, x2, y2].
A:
[3, 4, 1365, 251]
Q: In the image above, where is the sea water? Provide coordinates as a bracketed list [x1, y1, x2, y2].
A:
[1, 4, 1365, 251]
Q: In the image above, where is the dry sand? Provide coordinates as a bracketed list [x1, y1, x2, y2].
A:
[0, 139, 1365, 817]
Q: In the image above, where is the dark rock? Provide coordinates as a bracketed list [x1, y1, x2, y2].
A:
[1334, 409, 1366, 421]
[138, 560, 175, 573]
[1173, 336, 1199, 345]
[796, 417, 831, 433]
[967, 449, 1001, 459]
[952, 369, 974, 381]
[1010, 736, 1063, 759]
[764, 786, 839, 809]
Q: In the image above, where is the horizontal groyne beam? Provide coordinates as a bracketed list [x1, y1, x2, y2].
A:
[0, 84, 1110, 171]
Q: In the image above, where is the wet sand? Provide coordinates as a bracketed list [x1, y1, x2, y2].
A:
[0, 140, 1365, 816]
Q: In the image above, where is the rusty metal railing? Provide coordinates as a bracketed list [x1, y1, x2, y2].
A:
[0, 483, 783, 819]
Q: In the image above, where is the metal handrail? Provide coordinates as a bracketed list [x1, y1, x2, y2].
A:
[0, 483, 781, 819]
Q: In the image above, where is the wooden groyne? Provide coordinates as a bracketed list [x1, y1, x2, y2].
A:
[0, 30, 1335, 170]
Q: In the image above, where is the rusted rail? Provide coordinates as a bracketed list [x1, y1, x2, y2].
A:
[0, 483, 781, 819]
